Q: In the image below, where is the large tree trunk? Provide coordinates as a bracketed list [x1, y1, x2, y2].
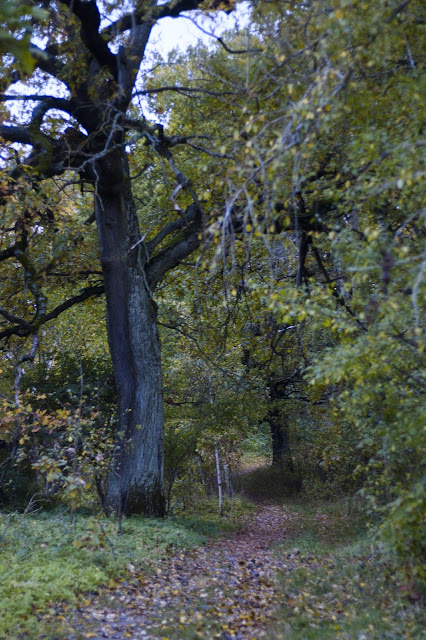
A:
[267, 379, 295, 470]
[267, 409, 290, 467]
[95, 150, 165, 517]
[269, 407, 293, 470]
[0, 0, 209, 519]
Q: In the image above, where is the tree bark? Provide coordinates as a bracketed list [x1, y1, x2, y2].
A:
[95, 151, 165, 516]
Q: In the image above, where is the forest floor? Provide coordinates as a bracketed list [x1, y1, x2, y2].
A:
[62, 466, 424, 640]
[67, 501, 290, 640]
[2, 464, 423, 639]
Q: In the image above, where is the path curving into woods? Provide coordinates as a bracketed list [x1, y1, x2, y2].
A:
[69, 502, 295, 640]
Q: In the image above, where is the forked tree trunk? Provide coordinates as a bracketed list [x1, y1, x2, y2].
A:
[95, 151, 165, 516]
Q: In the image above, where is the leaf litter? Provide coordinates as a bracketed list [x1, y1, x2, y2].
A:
[67, 504, 298, 640]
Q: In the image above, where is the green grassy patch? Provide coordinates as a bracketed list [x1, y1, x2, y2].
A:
[0, 494, 252, 639]
[0, 509, 204, 639]
[269, 501, 425, 640]
[172, 495, 256, 537]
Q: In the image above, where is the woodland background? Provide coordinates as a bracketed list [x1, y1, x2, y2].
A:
[0, 0, 424, 638]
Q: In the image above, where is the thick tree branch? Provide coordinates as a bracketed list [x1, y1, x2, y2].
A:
[30, 97, 75, 129]
[0, 243, 25, 263]
[274, 202, 330, 233]
[146, 203, 203, 289]
[0, 285, 104, 340]
[0, 125, 36, 146]
[0, 94, 68, 105]
[18, 333, 39, 366]
[59, 0, 118, 79]
[146, 215, 196, 254]
[0, 309, 32, 330]
[28, 43, 67, 82]
[295, 231, 311, 288]
[157, 0, 205, 18]
[116, 24, 152, 105]
[102, 0, 205, 38]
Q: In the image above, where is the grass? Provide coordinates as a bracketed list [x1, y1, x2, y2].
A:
[0, 504, 239, 640]
[171, 494, 256, 536]
[268, 500, 425, 640]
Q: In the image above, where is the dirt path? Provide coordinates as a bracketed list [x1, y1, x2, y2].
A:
[70, 504, 294, 640]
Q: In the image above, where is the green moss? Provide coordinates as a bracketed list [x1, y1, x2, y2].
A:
[0, 510, 203, 638]
[0, 492, 253, 638]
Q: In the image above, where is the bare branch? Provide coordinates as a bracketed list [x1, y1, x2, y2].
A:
[0, 285, 104, 340]
[158, 320, 248, 384]
[386, 0, 412, 22]
[132, 86, 233, 98]
[180, 15, 262, 54]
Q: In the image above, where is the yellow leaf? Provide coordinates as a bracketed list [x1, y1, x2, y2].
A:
[335, 9, 344, 19]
